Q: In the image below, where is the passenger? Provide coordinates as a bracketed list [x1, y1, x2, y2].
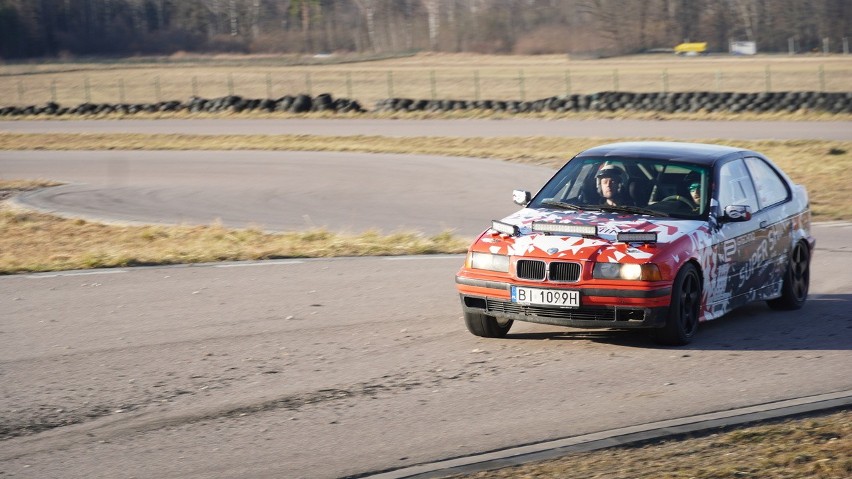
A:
[595, 164, 631, 206]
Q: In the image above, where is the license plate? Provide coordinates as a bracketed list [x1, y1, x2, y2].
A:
[511, 286, 580, 308]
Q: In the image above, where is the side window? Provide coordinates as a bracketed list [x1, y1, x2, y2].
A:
[744, 157, 789, 208]
[717, 159, 759, 212]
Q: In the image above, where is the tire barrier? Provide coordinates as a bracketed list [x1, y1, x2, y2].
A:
[2, 90, 850, 117]
[374, 91, 852, 114]
[0, 93, 366, 117]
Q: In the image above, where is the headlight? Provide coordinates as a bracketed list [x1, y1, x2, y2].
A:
[593, 263, 661, 281]
[467, 252, 510, 272]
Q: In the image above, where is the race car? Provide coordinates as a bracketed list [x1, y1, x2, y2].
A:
[455, 141, 814, 345]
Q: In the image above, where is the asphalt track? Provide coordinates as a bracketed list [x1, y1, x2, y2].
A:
[0, 150, 554, 237]
[1, 119, 851, 478]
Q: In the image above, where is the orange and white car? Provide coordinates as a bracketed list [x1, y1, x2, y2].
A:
[456, 142, 814, 345]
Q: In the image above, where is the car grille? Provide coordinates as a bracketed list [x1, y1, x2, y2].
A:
[485, 299, 645, 322]
[516, 259, 546, 280]
[549, 262, 581, 282]
[515, 260, 580, 282]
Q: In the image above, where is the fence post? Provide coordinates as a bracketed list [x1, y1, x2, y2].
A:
[715, 70, 722, 91]
[119, 79, 125, 103]
[612, 69, 619, 91]
[305, 72, 312, 95]
[764, 65, 771, 92]
[84, 76, 91, 103]
[192, 76, 198, 98]
[51, 80, 57, 103]
[228, 74, 234, 96]
[473, 70, 480, 102]
[17, 81, 24, 103]
[430, 70, 436, 101]
[154, 76, 161, 102]
[661, 69, 668, 93]
[518, 69, 526, 101]
[564, 70, 571, 95]
[819, 65, 825, 92]
[266, 73, 272, 98]
[387, 71, 394, 98]
[346, 72, 353, 98]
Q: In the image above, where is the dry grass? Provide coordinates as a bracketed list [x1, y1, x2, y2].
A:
[2, 53, 850, 107]
[449, 409, 852, 479]
[0, 204, 467, 274]
[2, 133, 850, 220]
[0, 178, 62, 190]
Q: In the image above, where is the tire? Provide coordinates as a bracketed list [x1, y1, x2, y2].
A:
[654, 263, 701, 346]
[768, 241, 810, 310]
[464, 311, 513, 338]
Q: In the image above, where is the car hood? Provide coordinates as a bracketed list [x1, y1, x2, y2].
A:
[476, 208, 708, 263]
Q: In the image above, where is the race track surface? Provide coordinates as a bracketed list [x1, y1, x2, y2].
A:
[0, 150, 554, 237]
[1, 233, 850, 478]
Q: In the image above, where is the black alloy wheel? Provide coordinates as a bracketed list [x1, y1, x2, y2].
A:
[654, 263, 701, 346]
[768, 241, 810, 310]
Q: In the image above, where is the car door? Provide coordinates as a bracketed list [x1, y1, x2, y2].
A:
[707, 158, 761, 317]
[743, 156, 793, 300]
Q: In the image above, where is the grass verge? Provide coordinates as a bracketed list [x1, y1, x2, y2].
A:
[0, 199, 467, 274]
[449, 409, 851, 479]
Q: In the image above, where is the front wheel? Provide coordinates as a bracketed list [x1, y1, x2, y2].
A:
[768, 241, 810, 310]
[464, 311, 513, 338]
[653, 263, 701, 346]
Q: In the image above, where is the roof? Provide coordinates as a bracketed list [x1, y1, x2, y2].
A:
[576, 141, 747, 166]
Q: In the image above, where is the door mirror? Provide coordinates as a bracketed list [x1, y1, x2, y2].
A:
[513, 190, 531, 206]
[722, 205, 752, 222]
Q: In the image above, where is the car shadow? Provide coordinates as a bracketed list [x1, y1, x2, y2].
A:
[505, 293, 852, 351]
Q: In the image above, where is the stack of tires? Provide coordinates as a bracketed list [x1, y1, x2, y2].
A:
[0, 93, 365, 117]
[373, 91, 852, 115]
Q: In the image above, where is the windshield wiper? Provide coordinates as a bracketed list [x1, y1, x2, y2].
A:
[541, 199, 601, 211]
[598, 204, 670, 217]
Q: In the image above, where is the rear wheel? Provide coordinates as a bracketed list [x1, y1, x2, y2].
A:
[464, 311, 513, 338]
[654, 263, 701, 346]
[768, 241, 810, 310]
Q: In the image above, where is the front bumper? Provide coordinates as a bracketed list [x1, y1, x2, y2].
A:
[456, 275, 670, 329]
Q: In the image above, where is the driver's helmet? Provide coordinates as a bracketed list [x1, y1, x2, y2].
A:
[684, 171, 702, 197]
[595, 164, 627, 196]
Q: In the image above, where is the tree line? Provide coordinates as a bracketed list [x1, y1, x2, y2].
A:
[1, 0, 849, 60]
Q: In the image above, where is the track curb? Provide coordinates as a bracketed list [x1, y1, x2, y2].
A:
[363, 390, 852, 478]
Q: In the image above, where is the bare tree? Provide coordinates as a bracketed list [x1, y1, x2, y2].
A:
[729, 0, 758, 42]
[353, 0, 380, 52]
[249, 0, 262, 38]
[229, 0, 238, 35]
[422, 0, 441, 50]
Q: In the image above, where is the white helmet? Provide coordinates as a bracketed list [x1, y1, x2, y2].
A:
[595, 164, 627, 196]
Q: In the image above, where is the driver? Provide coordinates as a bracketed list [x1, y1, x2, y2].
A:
[689, 181, 701, 210]
[596, 164, 631, 206]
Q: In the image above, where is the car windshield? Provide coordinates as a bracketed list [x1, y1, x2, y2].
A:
[530, 156, 710, 219]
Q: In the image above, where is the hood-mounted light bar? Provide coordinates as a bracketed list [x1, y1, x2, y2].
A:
[616, 231, 658, 243]
[491, 220, 520, 236]
[531, 222, 598, 237]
